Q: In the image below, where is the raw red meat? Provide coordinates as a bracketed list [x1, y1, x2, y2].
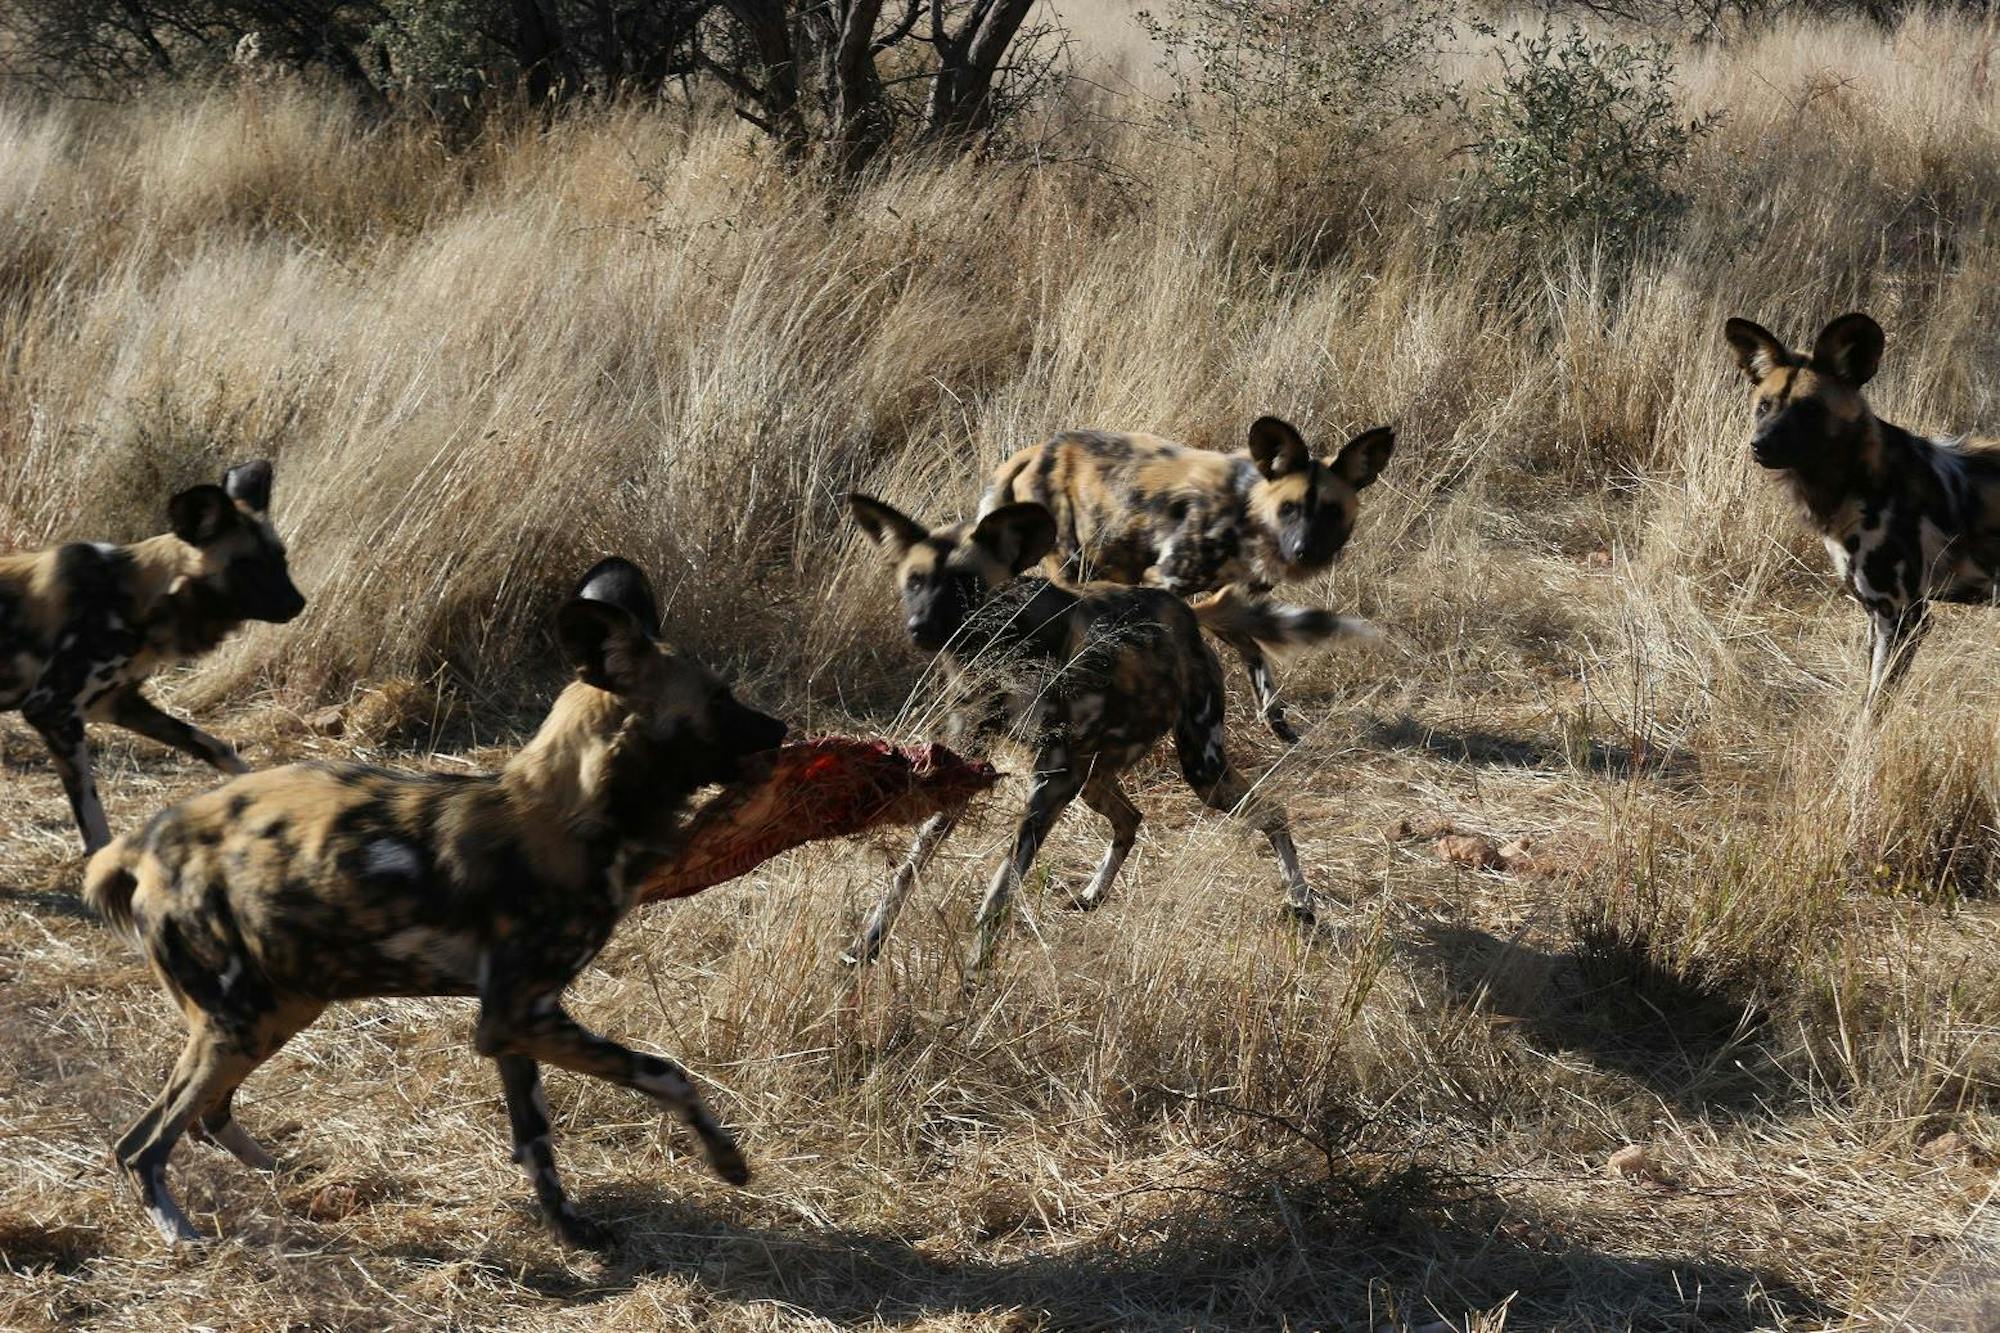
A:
[637, 737, 999, 903]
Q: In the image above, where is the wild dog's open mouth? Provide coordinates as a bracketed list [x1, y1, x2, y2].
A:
[638, 736, 1000, 902]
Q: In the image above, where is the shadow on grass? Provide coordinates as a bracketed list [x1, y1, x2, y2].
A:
[1409, 922, 1786, 1122]
[0, 882, 93, 921]
[376, 1157, 1832, 1331]
[1363, 714, 1699, 785]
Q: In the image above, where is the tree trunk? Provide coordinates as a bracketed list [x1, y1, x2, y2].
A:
[924, 0, 1036, 143]
[719, 0, 811, 158]
[510, 0, 576, 106]
[827, 0, 888, 176]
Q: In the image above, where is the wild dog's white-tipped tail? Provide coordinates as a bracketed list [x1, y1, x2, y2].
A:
[1190, 585, 1376, 655]
[83, 835, 143, 944]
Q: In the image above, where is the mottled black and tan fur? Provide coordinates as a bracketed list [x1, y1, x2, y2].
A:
[84, 558, 786, 1249]
[846, 493, 1348, 967]
[980, 417, 1394, 742]
[0, 461, 303, 852]
[1726, 313, 2000, 707]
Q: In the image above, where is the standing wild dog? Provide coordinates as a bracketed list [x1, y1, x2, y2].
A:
[84, 558, 786, 1248]
[1725, 312, 2000, 707]
[846, 493, 1354, 967]
[0, 461, 304, 853]
[980, 417, 1395, 742]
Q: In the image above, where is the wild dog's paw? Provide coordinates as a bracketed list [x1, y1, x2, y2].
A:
[703, 1133, 751, 1187]
[550, 1207, 614, 1250]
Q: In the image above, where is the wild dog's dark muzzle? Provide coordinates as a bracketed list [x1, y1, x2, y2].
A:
[234, 564, 307, 624]
[731, 702, 788, 758]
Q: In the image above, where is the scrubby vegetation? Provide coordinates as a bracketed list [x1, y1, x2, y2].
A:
[2, 3, 1998, 1329]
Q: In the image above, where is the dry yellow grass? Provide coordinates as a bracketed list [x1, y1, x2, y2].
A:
[2, 9, 1999, 1330]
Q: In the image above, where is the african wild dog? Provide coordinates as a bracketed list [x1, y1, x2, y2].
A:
[980, 417, 1395, 743]
[0, 461, 304, 853]
[846, 493, 1358, 967]
[83, 558, 786, 1248]
[1725, 312, 2000, 707]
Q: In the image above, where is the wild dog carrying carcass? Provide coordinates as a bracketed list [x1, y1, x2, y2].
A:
[83, 558, 785, 1248]
[0, 461, 304, 852]
[846, 493, 1356, 967]
[1725, 312, 2000, 707]
[980, 417, 1394, 742]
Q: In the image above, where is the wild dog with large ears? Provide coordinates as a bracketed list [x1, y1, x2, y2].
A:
[0, 460, 305, 851]
[979, 417, 1394, 742]
[84, 556, 786, 1249]
[1724, 312, 2000, 707]
[846, 491, 1346, 968]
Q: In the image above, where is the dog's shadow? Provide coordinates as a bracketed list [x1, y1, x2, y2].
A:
[1363, 714, 1699, 785]
[1408, 921, 1784, 1121]
[371, 1155, 1830, 1330]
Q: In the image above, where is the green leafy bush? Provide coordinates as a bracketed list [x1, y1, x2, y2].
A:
[1460, 22, 1721, 249]
[1138, 0, 1461, 162]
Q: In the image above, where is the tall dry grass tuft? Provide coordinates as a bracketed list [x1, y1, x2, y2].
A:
[2, 10, 2000, 1329]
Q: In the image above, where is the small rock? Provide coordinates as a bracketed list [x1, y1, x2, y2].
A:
[305, 1182, 361, 1221]
[306, 706, 346, 737]
[1606, 1144, 1658, 1181]
[1919, 1131, 1990, 1166]
[1436, 833, 1504, 870]
[1389, 813, 1456, 842]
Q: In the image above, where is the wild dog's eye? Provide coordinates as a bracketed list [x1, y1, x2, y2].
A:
[1754, 399, 1773, 417]
[1279, 502, 1301, 518]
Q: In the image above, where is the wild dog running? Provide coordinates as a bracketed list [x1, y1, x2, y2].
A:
[0, 461, 304, 852]
[980, 417, 1393, 742]
[845, 492, 1362, 968]
[84, 558, 785, 1248]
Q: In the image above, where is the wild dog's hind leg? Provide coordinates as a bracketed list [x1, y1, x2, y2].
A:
[1218, 632, 1300, 745]
[970, 759, 1083, 969]
[1070, 773, 1141, 910]
[115, 1022, 271, 1243]
[475, 984, 747, 1189]
[1172, 677, 1316, 921]
[188, 1086, 276, 1171]
[99, 685, 249, 774]
[846, 808, 960, 966]
[494, 1054, 606, 1248]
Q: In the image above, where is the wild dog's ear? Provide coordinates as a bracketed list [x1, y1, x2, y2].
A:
[168, 484, 238, 546]
[1331, 425, 1395, 490]
[573, 556, 662, 641]
[1247, 416, 1312, 479]
[223, 460, 273, 514]
[556, 598, 654, 693]
[1811, 312, 1884, 387]
[1723, 318, 1790, 384]
[970, 501, 1057, 574]
[846, 493, 928, 557]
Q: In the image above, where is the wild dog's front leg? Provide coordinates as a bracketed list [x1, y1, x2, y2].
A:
[969, 763, 1082, 970]
[22, 693, 108, 852]
[493, 1054, 606, 1248]
[1864, 600, 1930, 714]
[99, 686, 249, 774]
[845, 809, 960, 966]
[475, 989, 747, 1188]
